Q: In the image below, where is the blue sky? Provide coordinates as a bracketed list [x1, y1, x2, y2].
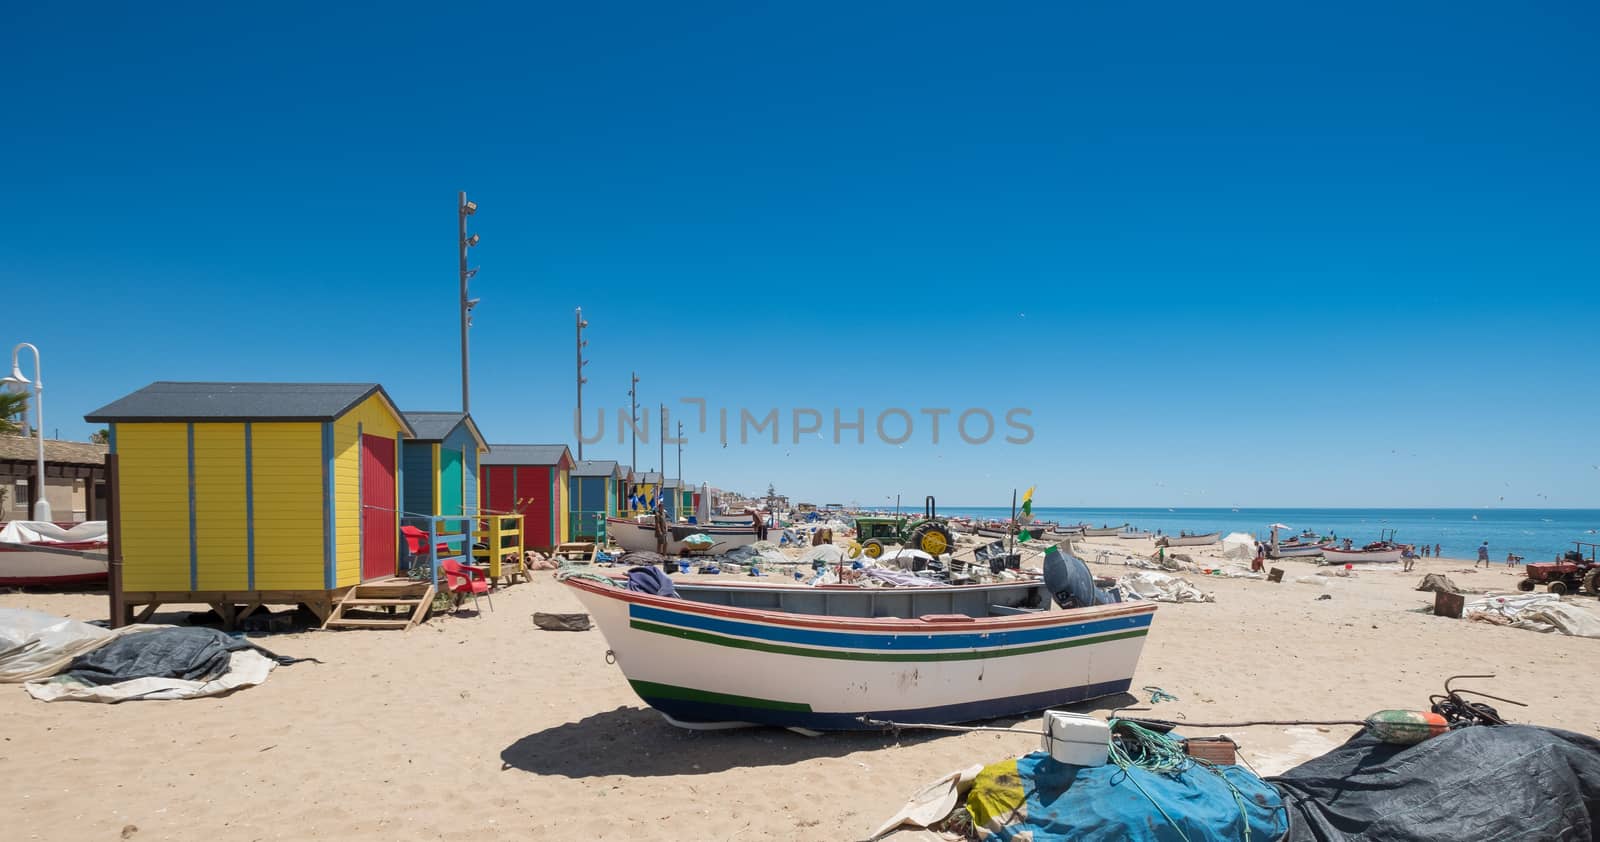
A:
[3, 2, 1596, 507]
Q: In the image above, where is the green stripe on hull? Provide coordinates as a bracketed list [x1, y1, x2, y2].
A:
[629, 620, 1149, 662]
[628, 680, 812, 712]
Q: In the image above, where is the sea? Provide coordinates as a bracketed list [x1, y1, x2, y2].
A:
[926, 506, 1600, 562]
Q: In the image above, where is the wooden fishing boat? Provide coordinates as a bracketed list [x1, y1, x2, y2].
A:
[0, 521, 109, 587]
[1319, 545, 1404, 564]
[1117, 530, 1153, 540]
[1161, 531, 1220, 547]
[1081, 525, 1127, 537]
[1270, 541, 1332, 558]
[563, 574, 1154, 730]
[605, 516, 767, 554]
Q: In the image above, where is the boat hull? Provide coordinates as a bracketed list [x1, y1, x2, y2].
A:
[605, 517, 765, 555]
[1164, 532, 1220, 547]
[0, 544, 109, 586]
[1320, 547, 1403, 564]
[564, 577, 1154, 730]
[1270, 543, 1331, 558]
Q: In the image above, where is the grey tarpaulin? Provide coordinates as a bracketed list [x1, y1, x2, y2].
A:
[1270, 724, 1600, 841]
[616, 551, 668, 568]
[533, 612, 593, 631]
[59, 627, 315, 686]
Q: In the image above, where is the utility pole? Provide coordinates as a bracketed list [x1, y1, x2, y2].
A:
[458, 191, 481, 412]
[629, 372, 640, 470]
[658, 401, 666, 479]
[676, 420, 683, 488]
[575, 308, 589, 459]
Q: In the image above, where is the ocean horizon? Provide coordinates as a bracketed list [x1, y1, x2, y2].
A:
[897, 506, 1600, 562]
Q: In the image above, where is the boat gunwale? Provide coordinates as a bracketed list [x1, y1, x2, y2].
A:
[561, 574, 1156, 633]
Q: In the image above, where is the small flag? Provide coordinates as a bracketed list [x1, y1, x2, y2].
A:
[1019, 486, 1035, 524]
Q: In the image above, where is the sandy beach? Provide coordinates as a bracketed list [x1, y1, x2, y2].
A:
[4, 542, 1598, 842]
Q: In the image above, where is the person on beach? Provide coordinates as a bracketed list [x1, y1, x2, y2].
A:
[1476, 542, 1490, 568]
[1421, 544, 1429, 558]
[1402, 547, 1416, 572]
[1435, 543, 1442, 558]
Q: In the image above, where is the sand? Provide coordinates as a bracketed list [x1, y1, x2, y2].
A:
[4, 543, 1599, 842]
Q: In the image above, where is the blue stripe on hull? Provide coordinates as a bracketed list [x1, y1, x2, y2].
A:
[629, 603, 1152, 651]
[636, 679, 1136, 731]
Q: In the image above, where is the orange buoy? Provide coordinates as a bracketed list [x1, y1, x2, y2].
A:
[1365, 710, 1449, 745]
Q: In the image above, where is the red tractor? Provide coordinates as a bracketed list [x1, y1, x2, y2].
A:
[1518, 542, 1600, 596]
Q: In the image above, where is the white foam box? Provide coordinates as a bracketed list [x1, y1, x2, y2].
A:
[1041, 711, 1111, 766]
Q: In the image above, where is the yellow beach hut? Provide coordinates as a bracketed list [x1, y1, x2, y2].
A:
[85, 382, 414, 625]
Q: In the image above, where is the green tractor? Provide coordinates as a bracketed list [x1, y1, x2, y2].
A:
[853, 497, 955, 560]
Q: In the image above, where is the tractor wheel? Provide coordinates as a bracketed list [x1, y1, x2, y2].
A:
[1585, 569, 1600, 596]
[845, 540, 863, 560]
[1548, 580, 1569, 596]
[910, 523, 953, 557]
[1517, 578, 1536, 592]
[862, 539, 885, 560]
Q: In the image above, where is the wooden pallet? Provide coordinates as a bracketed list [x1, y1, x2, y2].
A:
[553, 542, 598, 563]
[322, 581, 435, 631]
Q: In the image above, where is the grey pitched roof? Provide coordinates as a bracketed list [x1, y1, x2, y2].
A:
[481, 444, 573, 466]
[663, 477, 682, 489]
[401, 412, 487, 449]
[636, 471, 663, 484]
[86, 382, 413, 435]
[572, 459, 619, 478]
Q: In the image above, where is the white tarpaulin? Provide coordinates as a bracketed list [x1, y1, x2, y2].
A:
[25, 649, 277, 702]
[1465, 594, 1600, 638]
[0, 608, 114, 683]
[0, 520, 108, 545]
[1219, 532, 1257, 562]
[875, 548, 937, 568]
[1117, 571, 1216, 603]
[795, 544, 846, 568]
[870, 764, 985, 841]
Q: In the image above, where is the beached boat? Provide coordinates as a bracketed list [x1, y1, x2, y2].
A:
[1319, 544, 1404, 564]
[563, 575, 1156, 730]
[605, 516, 767, 554]
[0, 521, 109, 587]
[1117, 531, 1153, 540]
[1270, 541, 1332, 558]
[1161, 531, 1220, 547]
[1081, 525, 1127, 537]
[1264, 524, 1331, 559]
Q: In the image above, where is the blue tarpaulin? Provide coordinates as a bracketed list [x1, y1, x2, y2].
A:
[969, 751, 1287, 842]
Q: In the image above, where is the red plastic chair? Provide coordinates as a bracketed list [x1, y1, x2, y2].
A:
[441, 558, 494, 613]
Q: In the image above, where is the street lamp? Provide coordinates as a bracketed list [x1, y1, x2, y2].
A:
[1, 342, 49, 521]
[629, 372, 640, 470]
[576, 308, 589, 459]
[459, 191, 482, 412]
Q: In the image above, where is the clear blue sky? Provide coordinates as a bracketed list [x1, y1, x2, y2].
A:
[3, 2, 1596, 507]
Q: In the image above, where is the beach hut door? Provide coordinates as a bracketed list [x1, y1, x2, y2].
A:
[360, 434, 398, 580]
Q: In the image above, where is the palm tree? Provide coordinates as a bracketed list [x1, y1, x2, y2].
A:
[0, 390, 27, 436]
